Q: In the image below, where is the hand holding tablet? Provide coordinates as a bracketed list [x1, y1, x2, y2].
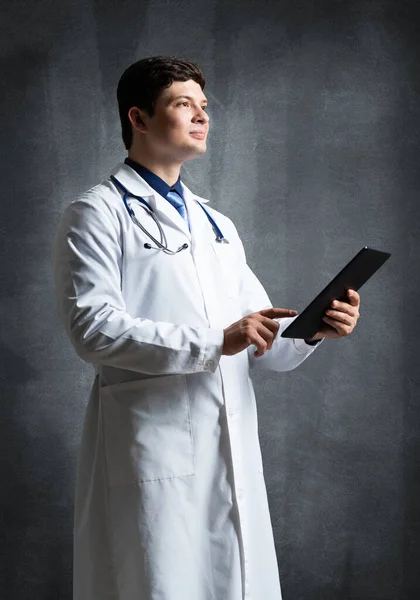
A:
[281, 247, 391, 340]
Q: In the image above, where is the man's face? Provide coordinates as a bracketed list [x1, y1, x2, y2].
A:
[135, 79, 209, 162]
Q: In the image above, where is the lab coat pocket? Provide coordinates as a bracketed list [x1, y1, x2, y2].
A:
[100, 375, 194, 487]
[210, 241, 240, 299]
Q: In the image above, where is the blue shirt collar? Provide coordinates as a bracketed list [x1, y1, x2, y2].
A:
[124, 157, 184, 200]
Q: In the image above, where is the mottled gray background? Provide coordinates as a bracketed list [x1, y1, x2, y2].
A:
[1, 0, 419, 598]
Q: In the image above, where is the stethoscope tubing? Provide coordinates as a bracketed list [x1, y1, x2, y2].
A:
[110, 175, 228, 253]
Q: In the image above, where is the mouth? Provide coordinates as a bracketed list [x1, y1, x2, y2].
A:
[190, 131, 207, 140]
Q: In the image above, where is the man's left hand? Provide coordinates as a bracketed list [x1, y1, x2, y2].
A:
[305, 289, 361, 342]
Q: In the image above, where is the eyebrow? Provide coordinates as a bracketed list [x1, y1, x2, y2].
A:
[171, 95, 208, 104]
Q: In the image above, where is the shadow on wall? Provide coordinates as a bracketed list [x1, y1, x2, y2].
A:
[0, 343, 73, 598]
[0, 46, 74, 598]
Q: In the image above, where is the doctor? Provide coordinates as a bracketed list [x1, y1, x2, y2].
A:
[52, 56, 360, 600]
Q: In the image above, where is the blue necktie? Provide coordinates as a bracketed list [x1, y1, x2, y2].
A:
[166, 190, 190, 230]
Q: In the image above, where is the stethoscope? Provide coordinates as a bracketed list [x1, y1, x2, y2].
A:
[111, 175, 229, 255]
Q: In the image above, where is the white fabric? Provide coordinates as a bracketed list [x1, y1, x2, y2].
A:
[52, 162, 323, 600]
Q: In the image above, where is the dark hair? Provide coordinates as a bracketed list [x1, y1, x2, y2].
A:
[117, 56, 206, 150]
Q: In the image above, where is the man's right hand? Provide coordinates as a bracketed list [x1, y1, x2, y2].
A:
[222, 308, 298, 358]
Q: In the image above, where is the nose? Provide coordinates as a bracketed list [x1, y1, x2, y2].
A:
[193, 106, 209, 125]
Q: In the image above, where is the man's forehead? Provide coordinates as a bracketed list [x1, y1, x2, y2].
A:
[161, 80, 207, 103]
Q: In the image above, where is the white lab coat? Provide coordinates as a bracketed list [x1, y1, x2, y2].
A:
[52, 162, 322, 600]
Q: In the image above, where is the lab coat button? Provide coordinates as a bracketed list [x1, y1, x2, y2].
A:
[204, 359, 215, 371]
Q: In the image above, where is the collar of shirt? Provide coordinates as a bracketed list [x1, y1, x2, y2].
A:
[124, 157, 185, 201]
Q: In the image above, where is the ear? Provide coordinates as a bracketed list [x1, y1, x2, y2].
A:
[128, 107, 147, 133]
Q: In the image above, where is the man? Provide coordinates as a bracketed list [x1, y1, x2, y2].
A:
[52, 56, 360, 600]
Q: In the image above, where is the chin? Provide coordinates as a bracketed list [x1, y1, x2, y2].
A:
[183, 143, 207, 160]
[196, 143, 207, 155]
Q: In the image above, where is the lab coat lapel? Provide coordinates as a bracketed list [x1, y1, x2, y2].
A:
[110, 163, 191, 240]
[181, 182, 212, 253]
[181, 183, 225, 328]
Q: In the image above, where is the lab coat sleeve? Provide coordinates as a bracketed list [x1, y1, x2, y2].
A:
[230, 225, 323, 372]
[52, 197, 224, 375]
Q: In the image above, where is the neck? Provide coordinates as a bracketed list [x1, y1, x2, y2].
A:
[128, 149, 182, 187]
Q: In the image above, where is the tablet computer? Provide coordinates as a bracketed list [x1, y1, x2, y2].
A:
[281, 246, 391, 339]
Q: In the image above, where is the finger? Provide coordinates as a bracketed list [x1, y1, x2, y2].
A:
[346, 289, 360, 307]
[324, 309, 354, 326]
[251, 332, 269, 357]
[258, 316, 281, 336]
[323, 315, 352, 336]
[256, 322, 276, 350]
[330, 299, 357, 315]
[259, 308, 298, 319]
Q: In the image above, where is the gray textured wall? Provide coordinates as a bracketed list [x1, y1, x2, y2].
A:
[1, 0, 419, 598]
